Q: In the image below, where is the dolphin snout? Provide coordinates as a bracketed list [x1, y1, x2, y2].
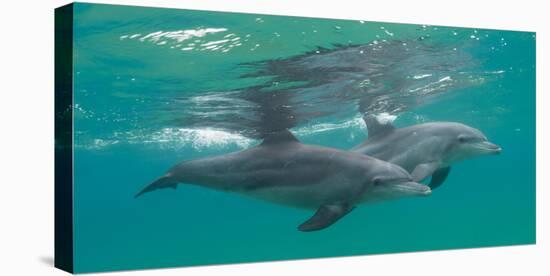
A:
[395, 182, 432, 197]
[416, 183, 432, 196]
[482, 141, 502, 154]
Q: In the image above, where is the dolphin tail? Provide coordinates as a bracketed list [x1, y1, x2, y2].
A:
[135, 175, 177, 198]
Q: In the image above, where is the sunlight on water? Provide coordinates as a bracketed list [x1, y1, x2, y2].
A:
[146, 127, 253, 149]
[121, 28, 248, 53]
[373, 112, 397, 124]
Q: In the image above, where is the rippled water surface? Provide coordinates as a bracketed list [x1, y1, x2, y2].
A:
[71, 3, 535, 273]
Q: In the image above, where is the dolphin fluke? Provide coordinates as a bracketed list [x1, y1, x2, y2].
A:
[135, 175, 177, 198]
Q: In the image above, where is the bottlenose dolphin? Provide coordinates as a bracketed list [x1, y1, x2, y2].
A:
[136, 130, 431, 232]
[352, 115, 501, 189]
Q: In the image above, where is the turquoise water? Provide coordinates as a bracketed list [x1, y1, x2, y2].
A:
[71, 3, 535, 273]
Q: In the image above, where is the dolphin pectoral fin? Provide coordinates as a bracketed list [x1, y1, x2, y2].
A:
[411, 162, 440, 182]
[298, 204, 354, 232]
[135, 175, 177, 198]
[429, 167, 451, 190]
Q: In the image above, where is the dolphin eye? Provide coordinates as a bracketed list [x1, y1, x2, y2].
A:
[458, 136, 467, 143]
[373, 177, 382, 186]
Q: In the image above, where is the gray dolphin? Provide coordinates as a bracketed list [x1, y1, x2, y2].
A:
[352, 115, 502, 189]
[136, 129, 431, 232]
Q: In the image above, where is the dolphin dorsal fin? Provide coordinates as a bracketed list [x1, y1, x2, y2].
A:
[261, 129, 299, 145]
[364, 114, 395, 138]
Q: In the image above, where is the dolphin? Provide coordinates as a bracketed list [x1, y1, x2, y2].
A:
[352, 115, 502, 190]
[136, 129, 431, 232]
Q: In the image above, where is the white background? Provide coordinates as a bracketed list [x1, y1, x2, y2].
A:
[0, 0, 547, 275]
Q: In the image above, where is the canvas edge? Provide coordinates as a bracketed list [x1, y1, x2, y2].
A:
[54, 2, 75, 274]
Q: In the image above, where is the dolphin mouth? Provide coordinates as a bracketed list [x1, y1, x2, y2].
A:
[478, 141, 502, 154]
[392, 182, 432, 196]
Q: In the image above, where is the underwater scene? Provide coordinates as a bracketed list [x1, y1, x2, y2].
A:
[71, 3, 535, 273]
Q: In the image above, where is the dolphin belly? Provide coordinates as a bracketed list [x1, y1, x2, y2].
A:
[242, 179, 352, 210]
[242, 185, 323, 209]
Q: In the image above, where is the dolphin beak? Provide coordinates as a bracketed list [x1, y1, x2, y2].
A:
[480, 141, 502, 154]
[394, 182, 432, 197]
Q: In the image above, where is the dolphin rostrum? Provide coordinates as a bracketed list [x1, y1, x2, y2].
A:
[352, 115, 501, 190]
[136, 129, 431, 231]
